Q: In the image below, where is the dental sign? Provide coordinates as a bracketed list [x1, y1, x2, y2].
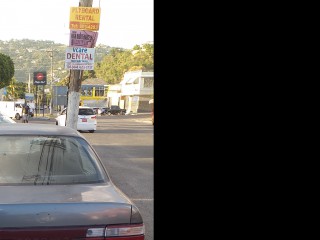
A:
[69, 7, 101, 31]
[65, 47, 95, 70]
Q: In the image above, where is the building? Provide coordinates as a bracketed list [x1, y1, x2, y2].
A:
[119, 70, 154, 113]
[80, 78, 108, 107]
[106, 84, 123, 108]
[79, 70, 154, 113]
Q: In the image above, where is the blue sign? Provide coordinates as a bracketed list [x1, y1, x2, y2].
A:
[25, 93, 34, 101]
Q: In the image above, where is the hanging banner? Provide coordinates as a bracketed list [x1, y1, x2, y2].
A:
[65, 47, 95, 70]
[69, 7, 101, 31]
[69, 30, 98, 48]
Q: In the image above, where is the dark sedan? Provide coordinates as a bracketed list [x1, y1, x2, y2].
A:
[102, 105, 126, 115]
[0, 124, 145, 239]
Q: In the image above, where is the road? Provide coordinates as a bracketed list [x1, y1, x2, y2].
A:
[28, 113, 154, 240]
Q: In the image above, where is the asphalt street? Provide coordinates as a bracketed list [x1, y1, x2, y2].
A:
[27, 112, 154, 240]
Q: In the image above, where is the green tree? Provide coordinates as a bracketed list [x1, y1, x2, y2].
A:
[5, 78, 26, 99]
[132, 44, 142, 50]
[57, 73, 70, 87]
[95, 44, 154, 84]
[129, 44, 154, 72]
[0, 53, 15, 89]
[94, 48, 131, 84]
[16, 81, 28, 99]
[82, 70, 96, 80]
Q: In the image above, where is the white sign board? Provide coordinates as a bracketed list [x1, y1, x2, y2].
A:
[65, 47, 95, 70]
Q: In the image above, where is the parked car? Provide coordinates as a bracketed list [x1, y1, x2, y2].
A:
[0, 112, 16, 124]
[92, 107, 102, 115]
[56, 106, 97, 133]
[102, 105, 126, 115]
[100, 107, 109, 115]
[0, 124, 145, 239]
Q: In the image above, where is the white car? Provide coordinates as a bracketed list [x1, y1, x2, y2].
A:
[55, 106, 97, 133]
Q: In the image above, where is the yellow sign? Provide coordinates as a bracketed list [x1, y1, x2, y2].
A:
[69, 7, 101, 31]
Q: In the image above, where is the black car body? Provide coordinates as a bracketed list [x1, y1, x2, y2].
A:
[0, 124, 145, 239]
[103, 105, 126, 115]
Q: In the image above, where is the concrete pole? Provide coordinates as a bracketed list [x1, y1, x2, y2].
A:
[66, 0, 93, 130]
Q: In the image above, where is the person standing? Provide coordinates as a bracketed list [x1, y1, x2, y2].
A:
[22, 104, 30, 123]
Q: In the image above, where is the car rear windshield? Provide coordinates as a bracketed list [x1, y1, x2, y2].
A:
[79, 108, 94, 115]
[0, 135, 108, 185]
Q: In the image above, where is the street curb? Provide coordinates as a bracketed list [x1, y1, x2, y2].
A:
[30, 117, 51, 120]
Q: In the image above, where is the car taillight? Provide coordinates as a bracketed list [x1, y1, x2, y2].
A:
[105, 224, 145, 237]
[86, 227, 105, 238]
[91, 115, 97, 119]
[86, 224, 145, 239]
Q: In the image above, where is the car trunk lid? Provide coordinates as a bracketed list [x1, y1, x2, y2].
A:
[0, 184, 133, 228]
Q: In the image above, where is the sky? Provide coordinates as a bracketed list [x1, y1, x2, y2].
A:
[0, 0, 153, 49]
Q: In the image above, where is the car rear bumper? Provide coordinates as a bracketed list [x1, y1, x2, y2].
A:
[77, 123, 97, 131]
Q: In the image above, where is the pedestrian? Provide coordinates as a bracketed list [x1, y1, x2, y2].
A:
[22, 104, 30, 123]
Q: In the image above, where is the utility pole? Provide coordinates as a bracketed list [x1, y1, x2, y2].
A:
[28, 72, 31, 93]
[50, 48, 53, 115]
[46, 48, 53, 115]
[66, 0, 93, 130]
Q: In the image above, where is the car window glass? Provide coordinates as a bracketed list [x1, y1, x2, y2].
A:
[79, 109, 94, 115]
[0, 136, 106, 185]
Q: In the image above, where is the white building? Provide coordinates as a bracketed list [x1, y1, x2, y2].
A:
[107, 84, 122, 107]
[78, 70, 154, 113]
[119, 70, 154, 114]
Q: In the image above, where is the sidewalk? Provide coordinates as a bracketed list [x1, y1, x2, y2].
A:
[31, 113, 54, 120]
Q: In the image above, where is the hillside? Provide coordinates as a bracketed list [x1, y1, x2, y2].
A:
[0, 39, 115, 83]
